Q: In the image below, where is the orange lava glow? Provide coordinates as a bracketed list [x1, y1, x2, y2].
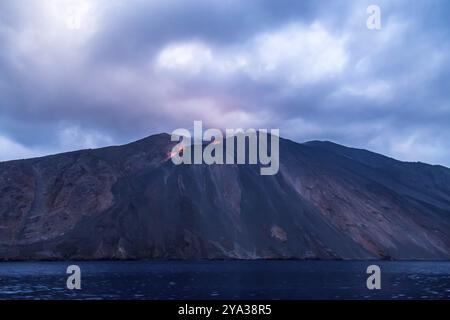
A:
[167, 145, 185, 159]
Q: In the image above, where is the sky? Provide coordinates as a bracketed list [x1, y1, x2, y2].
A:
[0, 0, 449, 166]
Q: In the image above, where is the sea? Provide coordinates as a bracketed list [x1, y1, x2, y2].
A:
[0, 260, 449, 300]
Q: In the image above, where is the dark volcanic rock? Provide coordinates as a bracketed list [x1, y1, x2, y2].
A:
[0, 133, 449, 260]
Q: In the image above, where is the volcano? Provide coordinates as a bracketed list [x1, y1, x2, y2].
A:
[1, 133, 449, 260]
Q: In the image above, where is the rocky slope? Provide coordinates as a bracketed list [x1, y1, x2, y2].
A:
[0, 133, 449, 260]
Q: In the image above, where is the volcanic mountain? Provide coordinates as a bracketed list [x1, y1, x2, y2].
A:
[1, 133, 449, 260]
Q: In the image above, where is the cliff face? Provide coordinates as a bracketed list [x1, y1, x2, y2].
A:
[1, 133, 450, 260]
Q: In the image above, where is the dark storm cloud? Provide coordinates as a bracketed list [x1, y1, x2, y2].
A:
[0, 0, 449, 165]
[89, 0, 320, 62]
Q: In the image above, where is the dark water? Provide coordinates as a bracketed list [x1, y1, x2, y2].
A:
[0, 260, 449, 300]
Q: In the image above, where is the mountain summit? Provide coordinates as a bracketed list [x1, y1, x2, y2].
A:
[1, 133, 449, 260]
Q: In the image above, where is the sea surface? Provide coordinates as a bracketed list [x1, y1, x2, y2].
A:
[0, 260, 449, 300]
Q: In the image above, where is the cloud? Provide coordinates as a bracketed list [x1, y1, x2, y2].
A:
[0, 126, 114, 162]
[0, 135, 47, 161]
[333, 81, 392, 101]
[250, 23, 347, 85]
[0, 0, 450, 166]
[156, 42, 214, 75]
[155, 22, 348, 86]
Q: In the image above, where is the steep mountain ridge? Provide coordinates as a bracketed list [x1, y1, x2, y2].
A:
[0, 133, 449, 260]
